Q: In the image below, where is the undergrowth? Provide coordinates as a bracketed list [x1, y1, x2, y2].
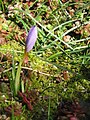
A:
[0, 0, 90, 120]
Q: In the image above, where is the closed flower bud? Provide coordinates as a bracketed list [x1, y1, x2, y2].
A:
[25, 26, 37, 52]
[23, 26, 37, 64]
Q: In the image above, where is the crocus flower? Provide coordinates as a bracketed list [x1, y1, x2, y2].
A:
[25, 26, 37, 52]
[23, 26, 37, 64]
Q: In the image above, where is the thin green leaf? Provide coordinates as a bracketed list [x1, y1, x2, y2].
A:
[15, 61, 22, 95]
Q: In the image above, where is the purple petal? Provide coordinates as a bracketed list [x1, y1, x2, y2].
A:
[26, 26, 37, 52]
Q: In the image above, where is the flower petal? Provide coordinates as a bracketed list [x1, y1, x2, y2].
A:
[26, 26, 37, 52]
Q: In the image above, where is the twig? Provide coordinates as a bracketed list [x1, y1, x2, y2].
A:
[1, 66, 55, 77]
[59, 1, 72, 18]
[69, 37, 90, 43]
[62, 21, 90, 37]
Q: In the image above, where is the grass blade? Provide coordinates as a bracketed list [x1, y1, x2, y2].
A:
[15, 61, 22, 95]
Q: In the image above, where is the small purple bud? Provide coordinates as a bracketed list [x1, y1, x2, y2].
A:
[26, 26, 37, 52]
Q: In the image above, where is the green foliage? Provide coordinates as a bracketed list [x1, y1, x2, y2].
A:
[0, 0, 90, 119]
[15, 61, 22, 95]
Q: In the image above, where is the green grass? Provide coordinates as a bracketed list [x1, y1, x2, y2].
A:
[0, 0, 90, 119]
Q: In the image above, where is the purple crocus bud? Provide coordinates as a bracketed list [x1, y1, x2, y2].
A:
[25, 26, 37, 52]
